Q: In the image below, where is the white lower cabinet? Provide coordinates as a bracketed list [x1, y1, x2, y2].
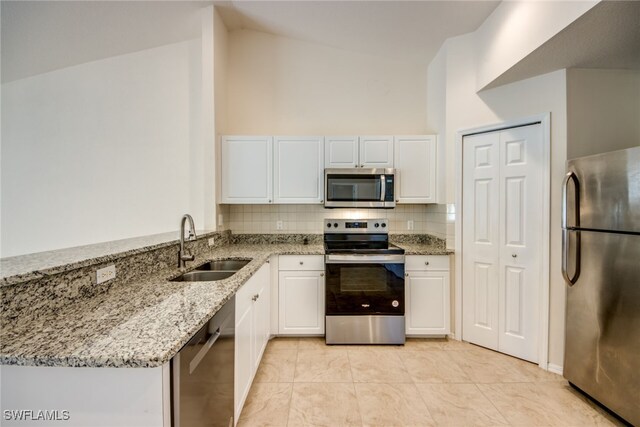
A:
[234, 263, 270, 423]
[405, 255, 451, 336]
[278, 255, 325, 335]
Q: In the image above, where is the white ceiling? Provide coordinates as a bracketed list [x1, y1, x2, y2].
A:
[215, 1, 501, 64]
[1, 1, 207, 83]
[1, 0, 500, 83]
[486, 0, 640, 90]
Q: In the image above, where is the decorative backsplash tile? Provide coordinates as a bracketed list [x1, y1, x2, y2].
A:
[227, 204, 453, 240]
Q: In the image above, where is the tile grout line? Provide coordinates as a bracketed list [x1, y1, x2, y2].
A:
[472, 382, 514, 426]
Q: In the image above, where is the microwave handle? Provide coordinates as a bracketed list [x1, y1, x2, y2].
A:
[380, 175, 386, 202]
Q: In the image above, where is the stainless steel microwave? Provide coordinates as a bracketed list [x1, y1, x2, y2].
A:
[324, 168, 396, 208]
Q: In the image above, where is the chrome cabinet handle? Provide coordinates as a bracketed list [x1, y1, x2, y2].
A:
[268, 199, 272, 203]
[512, 254, 517, 258]
[252, 294, 259, 301]
[299, 261, 304, 265]
[320, 273, 324, 277]
[405, 273, 409, 277]
[424, 261, 430, 265]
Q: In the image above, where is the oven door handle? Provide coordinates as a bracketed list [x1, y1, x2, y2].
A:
[325, 254, 405, 264]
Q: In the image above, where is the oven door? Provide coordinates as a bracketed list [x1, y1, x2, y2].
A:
[325, 254, 404, 315]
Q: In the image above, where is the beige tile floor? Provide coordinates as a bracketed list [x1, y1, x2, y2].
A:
[238, 337, 626, 427]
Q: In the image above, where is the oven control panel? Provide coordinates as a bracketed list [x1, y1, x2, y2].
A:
[325, 218, 388, 233]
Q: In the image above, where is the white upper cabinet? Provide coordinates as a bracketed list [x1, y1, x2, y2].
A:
[325, 136, 394, 168]
[394, 135, 437, 203]
[221, 136, 273, 204]
[325, 136, 359, 168]
[359, 136, 394, 168]
[274, 136, 324, 204]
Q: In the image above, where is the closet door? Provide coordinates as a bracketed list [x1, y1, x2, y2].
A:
[462, 124, 543, 363]
[497, 126, 543, 362]
[462, 132, 501, 351]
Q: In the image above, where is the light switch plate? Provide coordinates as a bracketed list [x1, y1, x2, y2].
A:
[96, 265, 116, 284]
[407, 220, 414, 230]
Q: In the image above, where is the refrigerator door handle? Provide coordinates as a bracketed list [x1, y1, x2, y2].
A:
[562, 229, 581, 285]
[562, 171, 580, 228]
[562, 171, 581, 285]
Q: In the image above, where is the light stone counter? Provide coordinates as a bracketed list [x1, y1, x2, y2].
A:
[1, 233, 449, 369]
[0, 242, 323, 368]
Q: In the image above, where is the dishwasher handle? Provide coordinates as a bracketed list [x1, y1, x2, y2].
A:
[189, 327, 221, 374]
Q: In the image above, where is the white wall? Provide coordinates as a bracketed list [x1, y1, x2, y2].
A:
[213, 7, 230, 229]
[1, 40, 203, 257]
[567, 68, 640, 159]
[475, 0, 599, 90]
[226, 29, 427, 135]
[428, 30, 569, 367]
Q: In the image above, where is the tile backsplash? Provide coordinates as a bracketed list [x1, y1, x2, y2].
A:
[227, 204, 454, 242]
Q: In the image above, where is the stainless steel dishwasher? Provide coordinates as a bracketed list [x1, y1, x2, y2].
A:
[171, 297, 235, 427]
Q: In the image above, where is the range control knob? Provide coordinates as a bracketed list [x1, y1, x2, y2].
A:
[381, 223, 387, 228]
[374, 223, 380, 228]
[327, 223, 332, 228]
[392, 300, 399, 308]
[334, 223, 338, 228]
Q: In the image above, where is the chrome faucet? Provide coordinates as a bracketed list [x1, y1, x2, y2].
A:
[179, 214, 197, 268]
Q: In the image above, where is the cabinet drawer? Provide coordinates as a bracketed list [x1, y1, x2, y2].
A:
[279, 255, 324, 271]
[406, 255, 449, 271]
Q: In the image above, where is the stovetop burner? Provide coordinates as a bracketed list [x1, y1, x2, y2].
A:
[323, 218, 405, 255]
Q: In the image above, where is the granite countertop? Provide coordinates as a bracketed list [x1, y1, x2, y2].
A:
[0, 242, 323, 369]
[393, 241, 454, 255]
[1, 235, 451, 369]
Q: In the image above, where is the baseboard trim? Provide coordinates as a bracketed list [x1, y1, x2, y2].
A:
[547, 363, 563, 375]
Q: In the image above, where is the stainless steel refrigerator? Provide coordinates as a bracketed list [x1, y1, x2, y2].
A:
[562, 146, 640, 426]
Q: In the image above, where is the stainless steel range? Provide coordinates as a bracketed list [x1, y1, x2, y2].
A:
[324, 218, 405, 345]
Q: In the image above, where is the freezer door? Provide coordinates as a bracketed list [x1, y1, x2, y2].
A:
[564, 230, 640, 426]
[567, 146, 640, 233]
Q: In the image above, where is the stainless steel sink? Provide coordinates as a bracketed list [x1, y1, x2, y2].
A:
[170, 270, 236, 282]
[195, 259, 251, 272]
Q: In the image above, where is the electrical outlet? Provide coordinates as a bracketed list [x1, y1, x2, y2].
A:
[217, 214, 224, 226]
[407, 220, 414, 230]
[208, 237, 215, 246]
[96, 265, 116, 284]
[276, 220, 283, 230]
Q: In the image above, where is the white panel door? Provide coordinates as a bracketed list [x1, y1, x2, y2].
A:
[406, 271, 450, 335]
[359, 136, 394, 168]
[221, 136, 273, 204]
[497, 126, 543, 362]
[325, 136, 359, 168]
[394, 135, 437, 203]
[462, 124, 543, 363]
[278, 271, 325, 335]
[274, 136, 324, 203]
[462, 132, 501, 350]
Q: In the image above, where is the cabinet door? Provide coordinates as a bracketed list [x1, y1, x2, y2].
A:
[394, 135, 437, 203]
[359, 136, 394, 168]
[278, 271, 325, 335]
[406, 271, 450, 336]
[234, 302, 253, 421]
[325, 136, 359, 168]
[252, 265, 271, 370]
[221, 136, 273, 204]
[274, 136, 324, 203]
